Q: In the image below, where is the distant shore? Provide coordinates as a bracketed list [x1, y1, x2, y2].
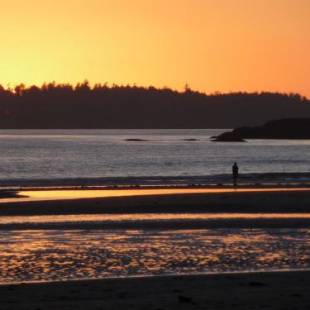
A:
[0, 270, 309, 309]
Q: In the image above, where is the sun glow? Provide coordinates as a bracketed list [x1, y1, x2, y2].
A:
[0, 0, 309, 96]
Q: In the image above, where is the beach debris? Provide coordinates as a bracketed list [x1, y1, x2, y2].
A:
[125, 138, 148, 142]
[248, 281, 267, 287]
[178, 295, 193, 303]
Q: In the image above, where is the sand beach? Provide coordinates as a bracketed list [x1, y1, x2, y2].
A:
[0, 270, 310, 310]
[0, 186, 310, 309]
[0, 187, 310, 229]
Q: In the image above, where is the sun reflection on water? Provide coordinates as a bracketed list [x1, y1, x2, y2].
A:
[1, 213, 310, 225]
[0, 229, 309, 284]
[1, 187, 310, 204]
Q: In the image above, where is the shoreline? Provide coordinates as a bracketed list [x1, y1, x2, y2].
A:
[1, 268, 308, 287]
[0, 184, 309, 203]
[4, 185, 310, 200]
[1, 187, 310, 215]
[0, 270, 309, 309]
[2, 171, 310, 189]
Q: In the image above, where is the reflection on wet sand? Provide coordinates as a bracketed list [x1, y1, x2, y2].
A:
[0, 229, 309, 284]
[1, 213, 310, 225]
[1, 187, 310, 203]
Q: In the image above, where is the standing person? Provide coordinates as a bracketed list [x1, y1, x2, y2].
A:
[232, 162, 239, 187]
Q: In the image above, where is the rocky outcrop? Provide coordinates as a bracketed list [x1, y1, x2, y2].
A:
[213, 119, 310, 141]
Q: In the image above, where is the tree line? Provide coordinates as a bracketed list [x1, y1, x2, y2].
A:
[0, 82, 308, 128]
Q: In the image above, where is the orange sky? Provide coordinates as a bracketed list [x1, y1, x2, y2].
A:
[0, 0, 309, 97]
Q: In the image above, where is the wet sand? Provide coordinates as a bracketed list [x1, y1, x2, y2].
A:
[1, 188, 310, 217]
[1, 188, 310, 308]
[1, 271, 310, 310]
[0, 187, 309, 228]
[9, 186, 310, 202]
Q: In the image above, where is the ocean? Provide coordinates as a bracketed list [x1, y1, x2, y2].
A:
[0, 129, 310, 186]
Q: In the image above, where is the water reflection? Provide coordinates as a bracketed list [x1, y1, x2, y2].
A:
[0, 229, 309, 284]
[1, 213, 310, 225]
[1, 187, 310, 204]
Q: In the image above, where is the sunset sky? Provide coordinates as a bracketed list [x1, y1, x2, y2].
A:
[0, 0, 309, 97]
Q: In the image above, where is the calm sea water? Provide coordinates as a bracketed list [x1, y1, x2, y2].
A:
[0, 129, 310, 185]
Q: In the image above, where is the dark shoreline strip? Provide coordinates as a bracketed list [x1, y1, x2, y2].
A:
[0, 270, 309, 309]
[2, 218, 310, 230]
[1, 172, 310, 188]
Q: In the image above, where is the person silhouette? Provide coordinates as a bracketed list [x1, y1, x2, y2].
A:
[232, 162, 239, 187]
